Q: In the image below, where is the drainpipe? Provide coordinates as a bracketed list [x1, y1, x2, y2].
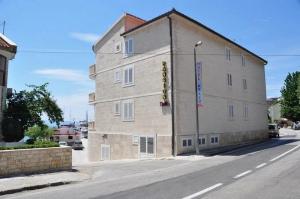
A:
[167, 15, 175, 156]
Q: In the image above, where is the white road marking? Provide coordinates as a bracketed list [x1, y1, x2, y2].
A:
[233, 170, 252, 179]
[256, 163, 267, 169]
[270, 145, 300, 162]
[182, 183, 223, 199]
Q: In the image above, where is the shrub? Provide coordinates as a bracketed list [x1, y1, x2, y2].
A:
[0, 141, 59, 150]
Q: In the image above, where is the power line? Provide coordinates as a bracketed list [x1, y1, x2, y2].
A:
[17, 49, 300, 57]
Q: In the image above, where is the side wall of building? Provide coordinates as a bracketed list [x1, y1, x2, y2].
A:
[172, 15, 268, 154]
[89, 18, 173, 161]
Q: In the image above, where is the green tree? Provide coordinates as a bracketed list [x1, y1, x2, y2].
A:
[280, 72, 300, 121]
[2, 83, 63, 142]
[25, 125, 54, 141]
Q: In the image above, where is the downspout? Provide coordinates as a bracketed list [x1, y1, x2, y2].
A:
[167, 15, 175, 156]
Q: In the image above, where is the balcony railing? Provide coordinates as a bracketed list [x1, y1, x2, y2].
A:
[88, 121, 95, 131]
[89, 64, 96, 80]
[89, 92, 95, 103]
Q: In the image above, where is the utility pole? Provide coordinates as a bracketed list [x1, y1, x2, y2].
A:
[2, 21, 5, 35]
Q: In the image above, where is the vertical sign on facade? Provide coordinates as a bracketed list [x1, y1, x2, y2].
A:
[196, 62, 203, 107]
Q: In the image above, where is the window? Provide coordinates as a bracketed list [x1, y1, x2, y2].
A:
[227, 73, 232, 87]
[242, 79, 247, 90]
[123, 65, 134, 86]
[228, 104, 234, 119]
[225, 47, 231, 61]
[114, 101, 120, 115]
[114, 70, 121, 83]
[132, 135, 139, 145]
[199, 136, 206, 145]
[122, 99, 134, 121]
[124, 38, 133, 57]
[241, 55, 245, 66]
[243, 104, 249, 119]
[115, 41, 122, 53]
[0, 55, 7, 86]
[182, 138, 193, 148]
[210, 136, 219, 144]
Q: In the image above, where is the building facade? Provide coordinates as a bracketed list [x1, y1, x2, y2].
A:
[0, 33, 17, 141]
[88, 9, 268, 161]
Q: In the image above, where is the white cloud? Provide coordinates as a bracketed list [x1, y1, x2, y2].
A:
[34, 68, 89, 84]
[55, 92, 94, 122]
[70, 32, 99, 43]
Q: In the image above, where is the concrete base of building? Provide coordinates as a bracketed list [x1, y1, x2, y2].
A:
[88, 130, 268, 161]
[88, 131, 172, 161]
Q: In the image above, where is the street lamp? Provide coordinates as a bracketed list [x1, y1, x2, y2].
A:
[194, 40, 202, 155]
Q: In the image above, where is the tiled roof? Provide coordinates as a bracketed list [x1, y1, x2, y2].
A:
[0, 34, 17, 53]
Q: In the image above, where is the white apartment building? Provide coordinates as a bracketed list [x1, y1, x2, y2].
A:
[88, 9, 268, 161]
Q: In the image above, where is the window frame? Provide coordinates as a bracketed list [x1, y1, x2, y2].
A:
[225, 47, 231, 61]
[198, 136, 206, 146]
[210, 135, 219, 145]
[114, 69, 121, 83]
[124, 38, 134, 57]
[121, 99, 134, 121]
[242, 79, 247, 90]
[241, 54, 246, 66]
[228, 103, 234, 120]
[0, 55, 7, 87]
[181, 137, 193, 148]
[122, 65, 134, 87]
[113, 101, 121, 116]
[114, 41, 122, 53]
[227, 73, 232, 87]
[243, 103, 249, 120]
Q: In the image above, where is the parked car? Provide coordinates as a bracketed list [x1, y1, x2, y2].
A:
[268, 124, 279, 138]
[59, 141, 67, 146]
[294, 121, 300, 130]
[72, 140, 84, 150]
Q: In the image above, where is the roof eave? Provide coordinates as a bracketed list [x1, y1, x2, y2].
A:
[120, 9, 267, 65]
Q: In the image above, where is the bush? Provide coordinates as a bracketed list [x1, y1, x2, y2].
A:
[0, 141, 59, 150]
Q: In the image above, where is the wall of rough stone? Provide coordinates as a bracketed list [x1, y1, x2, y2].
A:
[0, 147, 72, 177]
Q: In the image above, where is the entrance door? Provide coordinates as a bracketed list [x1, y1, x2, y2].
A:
[100, 144, 110, 160]
[139, 136, 155, 159]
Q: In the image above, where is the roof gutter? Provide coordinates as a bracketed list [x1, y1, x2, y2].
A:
[167, 15, 176, 156]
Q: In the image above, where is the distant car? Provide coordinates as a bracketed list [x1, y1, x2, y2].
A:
[59, 141, 67, 146]
[294, 121, 300, 130]
[72, 140, 84, 150]
[268, 124, 279, 138]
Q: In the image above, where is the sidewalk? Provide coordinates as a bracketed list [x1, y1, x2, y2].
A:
[0, 171, 89, 195]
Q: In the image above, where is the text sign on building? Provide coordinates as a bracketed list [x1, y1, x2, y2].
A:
[160, 61, 169, 106]
[196, 62, 203, 107]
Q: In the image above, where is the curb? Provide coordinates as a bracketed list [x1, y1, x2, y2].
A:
[0, 181, 73, 196]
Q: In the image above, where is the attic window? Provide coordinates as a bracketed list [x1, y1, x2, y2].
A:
[115, 41, 122, 53]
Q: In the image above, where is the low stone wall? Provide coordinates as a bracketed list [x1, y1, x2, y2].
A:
[0, 147, 72, 177]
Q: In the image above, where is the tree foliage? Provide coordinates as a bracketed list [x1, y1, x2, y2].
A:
[25, 125, 54, 141]
[280, 72, 300, 121]
[2, 83, 63, 142]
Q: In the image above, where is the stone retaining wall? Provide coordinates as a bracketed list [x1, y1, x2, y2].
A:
[0, 147, 72, 177]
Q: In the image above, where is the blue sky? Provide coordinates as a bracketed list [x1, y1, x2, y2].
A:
[0, 0, 299, 121]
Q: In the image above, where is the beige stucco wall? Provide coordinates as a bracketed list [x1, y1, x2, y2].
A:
[0, 147, 72, 177]
[90, 17, 173, 161]
[172, 15, 268, 154]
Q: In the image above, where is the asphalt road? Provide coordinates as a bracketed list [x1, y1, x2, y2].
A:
[3, 130, 300, 199]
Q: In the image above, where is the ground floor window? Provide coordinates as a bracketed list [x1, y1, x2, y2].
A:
[199, 136, 206, 145]
[182, 138, 193, 148]
[210, 135, 219, 144]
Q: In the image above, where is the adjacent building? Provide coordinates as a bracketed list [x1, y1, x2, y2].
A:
[0, 33, 17, 141]
[88, 9, 268, 161]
